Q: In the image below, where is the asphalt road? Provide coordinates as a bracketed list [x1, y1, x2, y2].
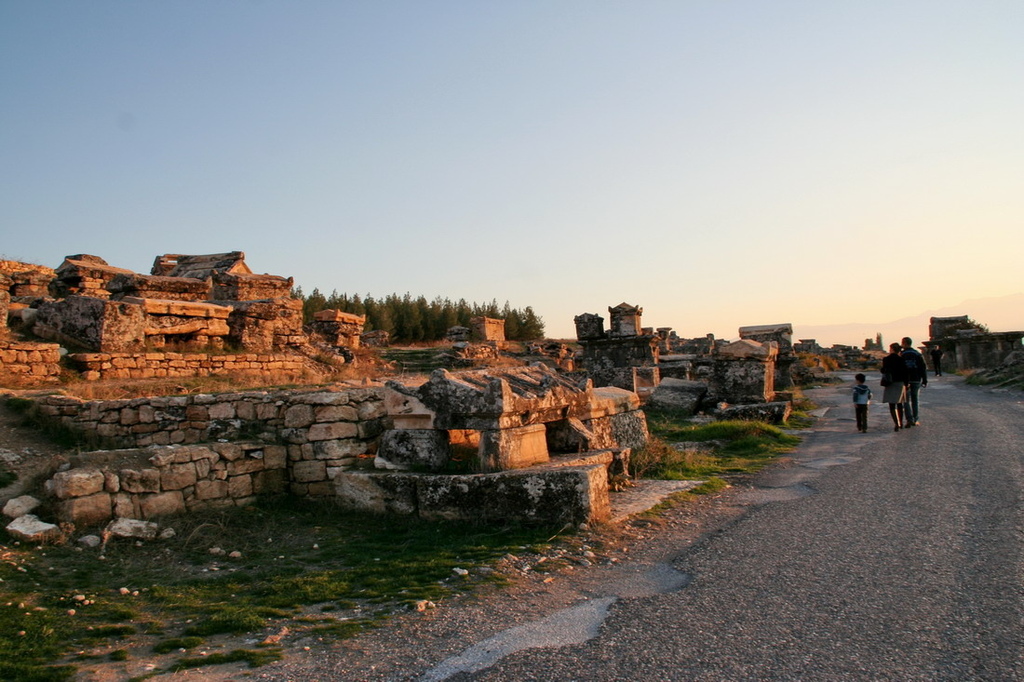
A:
[449, 375, 1024, 681]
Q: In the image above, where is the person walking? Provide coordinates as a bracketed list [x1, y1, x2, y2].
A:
[930, 345, 944, 376]
[852, 373, 872, 433]
[881, 342, 908, 431]
[901, 337, 928, 427]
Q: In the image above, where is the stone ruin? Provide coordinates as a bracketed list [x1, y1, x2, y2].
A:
[309, 309, 367, 350]
[574, 303, 660, 395]
[739, 323, 795, 389]
[29, 252, 305, 354]
[333, 364, 648, 523]
[926, 315, 1024, 371]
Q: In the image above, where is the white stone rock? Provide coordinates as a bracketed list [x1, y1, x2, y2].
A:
[77, 535, 102, 548]
[6, 514, 62, 543]
[104, 517, 159, 540]
[3, 495, 41, 519]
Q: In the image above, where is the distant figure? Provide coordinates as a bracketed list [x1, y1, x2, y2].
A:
[901, 337, 929, 427]
[930, 345, 944, 376]
[881, 342, 908, 431]
[852, 373, 872, 433]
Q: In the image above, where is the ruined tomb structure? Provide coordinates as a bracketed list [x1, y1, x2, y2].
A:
[52, 255, 134, 299]
[739, 323, 796, 390]
[309, 309, 367, 349]
[705, 338, 777, 404]
[575, 304, 660, 394]
[378, 364, 648, 474]
[470, 316, 506, 344]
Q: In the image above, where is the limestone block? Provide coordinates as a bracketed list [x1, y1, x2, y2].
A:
[333, 472, 418, 515]
[104, 472, 120, 493]
[195, 479, 229, 500]
[58, 493, 113, 526]
[377, 429, 450, 472]
[307, 421, 359, 441]
[211, 443, 243, 461]
[113, 493, 139, 518]
[50, 468, 105, 499]
[307, 481, 334, 496]
[314, 405, 358, 422]
[312, 439, 365, 460]
[3, 495, 41, 519]
[160, 463, 198, 490]
[646, 378, 708, 414]
[105, 517, 159, 540]
[608, 410, 649, 450]
[416, 465, 610, 525]
[253, 469, 288, 494]
[478, 424, 549, 472]
[138, 491, 186, 518]
[208, 402, 236, 420]
[120, 468, 162, 494]
[228, 474, 254, 498]
[284, 404, 315, 428]
[292, 460, 327, 483]
[228, 457, 265, 475]
[6, 514, 62, 543]
[263, 445, 287, 469]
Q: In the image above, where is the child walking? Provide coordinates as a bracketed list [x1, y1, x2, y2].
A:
[852, 373, 872, 433]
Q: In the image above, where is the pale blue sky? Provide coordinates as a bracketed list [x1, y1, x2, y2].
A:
[2, 1, 1022, 343]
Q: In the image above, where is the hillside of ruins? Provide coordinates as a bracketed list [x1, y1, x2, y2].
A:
[1, 251, 1023, 539]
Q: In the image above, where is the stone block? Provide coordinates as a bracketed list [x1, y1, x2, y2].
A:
[57, 493, 113, 526]
[50, 468, 105, 499]
[228, 474, 254, 498]
[314, 405, 358, 422]
[195, 479, 229, 500]
[3, 495, 41, 519]
[478, 423, 549, 472]
[376, 429, 450, 472]
[6, 514, 62, 543]
[307, 421, 359, 441]
[312, 439, 364, 460]
[284, 404, 315, 428]
[253, 469, 288, 494]
[263, 445, 287, 468]
[291, 460, 327, 483]
[160, 463, 198, 490]
[137, 491, 186, 518]
[119, 468, 161, 494]
[333, 472, 418, 515]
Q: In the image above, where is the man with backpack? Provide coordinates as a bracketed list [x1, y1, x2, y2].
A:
[901, 337, 929, 427]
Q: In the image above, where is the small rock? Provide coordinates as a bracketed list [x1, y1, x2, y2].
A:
[413, 600, 436, 611]
[158, 528, 176, 540]
[105, 518, 159, 541]
[209, 547, 226, 556]
[5, 515, 62, 543]
[3, 495, 41, 519]
[77, 535, 102, 549]
[228, 551, 242, 559]
[452, 567, 469, 577]
[119, 587, 131, 595]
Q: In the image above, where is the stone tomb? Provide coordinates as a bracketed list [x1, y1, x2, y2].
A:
[378, 364, 647, 473]
[738, 323, 796, 389]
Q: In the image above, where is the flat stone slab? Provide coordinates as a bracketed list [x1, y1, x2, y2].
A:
[609, 479, 704, 522]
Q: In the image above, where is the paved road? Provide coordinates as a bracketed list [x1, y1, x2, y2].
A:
[446, 375, 1024, 681]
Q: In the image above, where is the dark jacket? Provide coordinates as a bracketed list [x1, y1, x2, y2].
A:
[881, 352, 907, 383]
[901, 347, 929, 384]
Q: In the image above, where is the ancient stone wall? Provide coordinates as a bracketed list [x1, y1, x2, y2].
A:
[46, 443, 289, 526]
[0, 340, 62, 381]
[65, 351, 308, 381]
[30, 387, 388, 499]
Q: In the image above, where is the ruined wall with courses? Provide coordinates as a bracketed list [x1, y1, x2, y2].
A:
[0, 340, 62, 380]
[32, 388, 388, 522]
[66, 351, 307, 380]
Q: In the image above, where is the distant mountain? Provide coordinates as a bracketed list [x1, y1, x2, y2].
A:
[794, 293, 1024, 348]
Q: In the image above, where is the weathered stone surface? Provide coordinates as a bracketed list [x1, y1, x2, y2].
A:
[307, 421, 358, 441]
[647, 378, 709, 414]
[50, 468, 106, 499]
[160, 463, 198, 491]
[6, 514, 62, 542]
[138, 491, 186, 518]
[105, 517, 159, 540]
[119, 468, 161, 494]
[3, 495, 41, 519]
[292, 461, 327, 483]
[34, 296, 146, 352]
[377, 429, 450, 472]
[333, 472, 419, 515]
[479, 424, 549, 472]
[58, 493, 113, 526]
[714, 401, 792, 424]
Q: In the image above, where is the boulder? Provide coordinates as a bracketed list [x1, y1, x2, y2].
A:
[3, 495, 41, 519]
[646, 378, 708, 414]
[104, 517, 159, 540]
[6, 514, 62, 543]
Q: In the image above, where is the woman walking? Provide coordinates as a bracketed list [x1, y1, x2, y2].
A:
[881, 342, 908, 431]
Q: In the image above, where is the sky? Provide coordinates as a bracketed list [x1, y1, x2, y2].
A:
[2, 1, 1022, 345]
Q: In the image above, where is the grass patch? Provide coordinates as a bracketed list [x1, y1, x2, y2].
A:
[167, 648, 283, 671]
[0, 498, 563, 677]
[634, 411, 800, 481]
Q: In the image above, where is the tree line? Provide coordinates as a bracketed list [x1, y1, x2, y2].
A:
[292, 288, 546, 342]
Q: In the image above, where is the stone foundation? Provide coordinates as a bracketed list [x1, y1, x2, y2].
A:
[66, 351, 307, 381]
[0, 340, 62, 381]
